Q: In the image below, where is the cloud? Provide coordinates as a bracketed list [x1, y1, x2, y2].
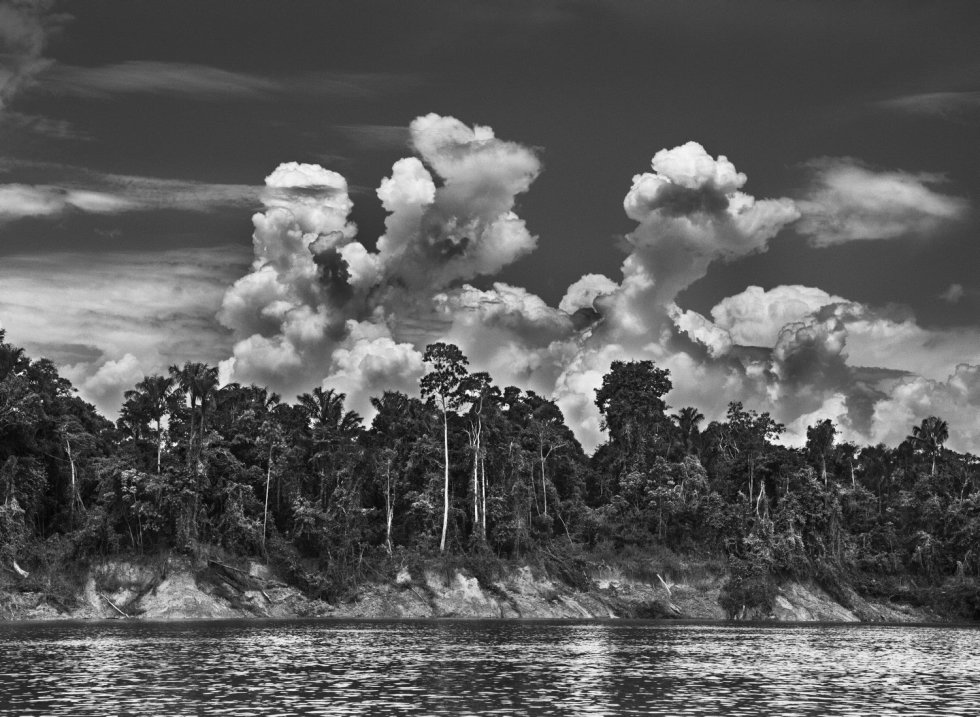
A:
[940, 283, 965, 304]
[618, 141, 799, 313]
[1, 110, 88, 140]
[0, 246, 249, 415]
[795, 158, 969, 246]
[0, 162, 264, 222]
[878, 90, 980, 119]
[0, 0, 64, 111]
[0, 184, 136, 219]
[668, 305, 733, 359]
[709, 284, 850, 347]
[34, 61, 409, 101]
[322, 321, 424, 420]
[65, 353, 144, 415]
[218, 114, 549, 414]
[10, 113, 976, 454]
[559, 273, 618, 315]
[868, 364, 980, 453]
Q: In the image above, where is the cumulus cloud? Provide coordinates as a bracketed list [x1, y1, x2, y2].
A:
[796, 158, 968, 246]
[64, 353, 145, 415]
[709, 285, 850, 347]
[218, 114, 547, 412]
[659, 283, 980, 451]
[619, 141, 799, 313]
[868, 364, 980, 453]
[15, 113, 976, 453]
[322, 322, 425, 419]
[559, 273, 618, 315]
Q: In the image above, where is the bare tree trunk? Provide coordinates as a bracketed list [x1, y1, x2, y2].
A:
[540, 445, 548, 517]
[384, 458, 394, 555]
[263, 443, 273, 553]
[440, 407, 449, 553]
[187, 399, 196, 469]
[480, 454, 487, 539]
[472, 447, 480, 532]
[65, 435, 77, 521]
[156, 418, 163, 473]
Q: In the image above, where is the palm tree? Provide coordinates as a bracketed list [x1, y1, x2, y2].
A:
[672, 406, 705, 457]
[0, 332, 26, 379]
[909, 416, 949, 477]
[169, 362, 220, 469]
[124, 375, 174, 473]
[298, 387, 362, 507]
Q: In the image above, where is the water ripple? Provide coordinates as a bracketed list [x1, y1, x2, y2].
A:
[0, 620, 977, 715]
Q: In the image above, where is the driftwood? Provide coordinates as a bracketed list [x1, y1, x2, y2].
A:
[207, 559, 286, 587]
[99, 592, 130, 618]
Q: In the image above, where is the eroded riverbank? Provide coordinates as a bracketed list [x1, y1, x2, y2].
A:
[0, 552, 940, 623]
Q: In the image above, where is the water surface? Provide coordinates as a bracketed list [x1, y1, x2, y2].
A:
[1, 619, 977, 715]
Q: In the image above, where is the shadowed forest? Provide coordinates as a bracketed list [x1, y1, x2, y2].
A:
[1, 330, 979, 619]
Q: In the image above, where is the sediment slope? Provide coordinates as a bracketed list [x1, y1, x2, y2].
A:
[0, 555, 936, 623]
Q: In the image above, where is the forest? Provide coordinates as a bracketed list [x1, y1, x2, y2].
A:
[1, 329, 979, 618]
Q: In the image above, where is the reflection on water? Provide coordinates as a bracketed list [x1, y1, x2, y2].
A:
[0, 619, 978, 715]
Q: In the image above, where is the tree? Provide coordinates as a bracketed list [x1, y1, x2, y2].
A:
[257, 409, 285, 553]
[909, 416, 949, 477]
[673, 406, 705, 457]
[460, 371, 495, 539]
[420, 342, 469, 552]
[169, 362, 220, 469]
[595, 360, 672, 469]
[124, 375, 175, 473]
[298, 387, 362, 508]
[805, 419, 837, 486]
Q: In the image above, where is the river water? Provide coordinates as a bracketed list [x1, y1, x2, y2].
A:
[0, 619, 977, 715]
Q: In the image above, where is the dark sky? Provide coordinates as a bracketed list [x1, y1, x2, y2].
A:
[1, 0, 979, 450]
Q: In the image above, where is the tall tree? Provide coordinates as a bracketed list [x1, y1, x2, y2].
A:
[806, 419, 837, 486]
[124, 375, 175, 473]
[909, 416, 949, 477]
[298, 387, 362, 508]
[673, 406, 705, 457]
[594, 360, 673, 487]
[169, 362, 219, 469]
[460, 371, 494, 539]
[420, 342, 469, 552]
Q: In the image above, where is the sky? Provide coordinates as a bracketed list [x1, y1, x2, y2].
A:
[1, 0, 979, 453]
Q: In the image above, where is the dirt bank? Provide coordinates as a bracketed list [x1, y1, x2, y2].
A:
[0, 553, 938, 623]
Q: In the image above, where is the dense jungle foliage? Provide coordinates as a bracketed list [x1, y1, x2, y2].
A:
[2, 330, 979, 616]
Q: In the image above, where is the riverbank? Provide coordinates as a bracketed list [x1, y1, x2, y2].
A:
[0, 550, 945, 623]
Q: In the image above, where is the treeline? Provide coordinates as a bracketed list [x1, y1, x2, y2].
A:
[1, 330, 979, 614]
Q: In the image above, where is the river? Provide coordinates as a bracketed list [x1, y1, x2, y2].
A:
[0, 619, 977, 715]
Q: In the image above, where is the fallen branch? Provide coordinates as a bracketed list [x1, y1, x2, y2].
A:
[208, 558, 251, 577]
[99, 592, 130, 618]
[208, 559, 286, 587]
[657, 573, 673, 597]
